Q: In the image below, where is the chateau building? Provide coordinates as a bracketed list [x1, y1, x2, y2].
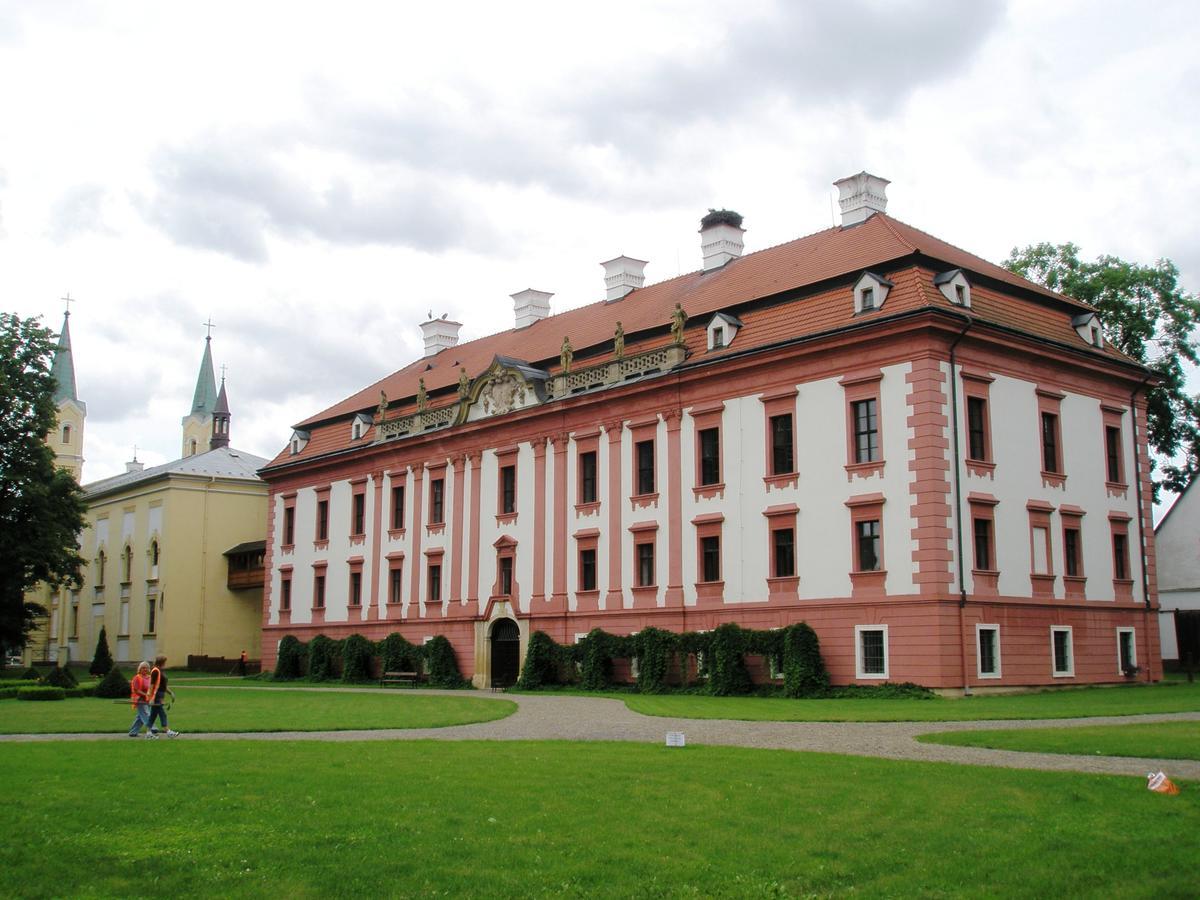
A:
[259, 173, 1160, 689]
[25, 331, 268, 666]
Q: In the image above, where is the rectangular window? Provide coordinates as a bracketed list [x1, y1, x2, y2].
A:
[391, 485, 405, 530]
[349, 572, 362, 607]
[1064, 527, 1082, 577]
[967, 397, 988, 461]
[1118, 628, 1136, 674]
[316, 500, 329, 541]
[636, 440, 655, 495]
[860, 287, 875, 310]
[1052, 627, 1073, 677]
[428, 564, 442, 603]
[637, 542, 655, 587]
[430, 478, 445, 524]
[499, 556, 513, 596]
[1105, 426, 1122, 484]
[580, 548, 597, 592]
[855, 625, 888, 678]
[352, 493, 366, 536]
[856, 519, 881, 572]
[698, 428, 720, 486]
[852, 399, 879, 464]
[283, 506, 295, 546]
[973, 517, 993, 571]
[701, 535, 721, 582]
[1113, 532, 1129, 580]
[977, 625, 1000, 678]
[1041, 412, 1060, 473]
[500, 465, 516, 515]
[770, 414, 794, 475]
[146, 597, 156, 634]
[579, 451, 598, 504]
[314, 574, 326, 609]
[1031, 526, 1051, 575]
[389, 567, 403, 605]
[280, 577, 291, 612]
[773, 528, 795, 578]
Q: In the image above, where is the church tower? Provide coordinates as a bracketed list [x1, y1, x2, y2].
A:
[48, 308, 86, 481]
[210, 377, 231, 450]
[181, 332, 218, 457]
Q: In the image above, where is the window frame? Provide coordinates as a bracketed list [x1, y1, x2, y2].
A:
[760, 388, 799, 489]
[282, 496, 296, 548]
[578, 450, 598, 505]
[1051, 626, 1074, 678]
[279, 571, 292, 613]
[429, 477, 445, 525]
[855, 624, 889, 680]
[976, 623, 1001, 679]
[635, 438, 655, 497]
[314, 486, 331, 544]
[841, 371, 884, 478]
[1036, 388, 1066, 486]
[390, 481, 406, 533]
[1116, 627, 1137, 675]
[960, 371, 995, 477]
[1027, 500, 1055, 597]
[1101, 405, 1128, 493]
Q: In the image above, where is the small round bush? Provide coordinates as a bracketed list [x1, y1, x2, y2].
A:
[18, 686, 66, 701]
[94, 666, 131, 699]
[307, 635, 338, 681]
[41, 666, 79, 689]
[274, 635, 305, 681]
[341, 634, 375, 682]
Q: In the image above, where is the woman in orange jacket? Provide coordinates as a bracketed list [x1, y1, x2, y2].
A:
[127, 661, 154, 738]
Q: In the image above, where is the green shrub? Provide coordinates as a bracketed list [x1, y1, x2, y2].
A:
[94, 665, 131, 699]
[18, 686, 66, 701]
[64, 685, 95, 698]
[21, 667, 40, 681]
[41, 666, 79, 689]
[306, 635, 338, 681]
[89, 626, 114, 677]
[782, 622, 829, 698]
[0, 687, 16, 700]
[706, 623, 752, 696]
[424, 636, 467, 688]
[578, 629, 615, 690]
[633, 627, 678, 694]
[516, 631, 564, 689]
[341, 634, 375, 683]
[379, 633, 421, 673]
[274, 635, 305, 680]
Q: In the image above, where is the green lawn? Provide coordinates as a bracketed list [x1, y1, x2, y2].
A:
[918, 721, 1200, 760]
[0, 687, 514, 733]
[0, 741, 1196, 898]
[618, 682, 1200, 722]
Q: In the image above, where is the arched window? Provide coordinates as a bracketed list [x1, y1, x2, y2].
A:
[62, 424, 71, 444]
[151, 541, 160, 566]
[121, 545, 133, 583]
[96, 550, 106, 587]
[189, 439, 198, 455]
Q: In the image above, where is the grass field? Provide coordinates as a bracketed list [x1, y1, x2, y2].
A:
[0, 687, 514, 733]
[618, 682, 1200, 722]
[918, 720, 1200, 760]
[0, 740, 1196, 898]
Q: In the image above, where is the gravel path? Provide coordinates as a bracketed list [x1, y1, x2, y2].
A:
[4, 688, 1198, 779]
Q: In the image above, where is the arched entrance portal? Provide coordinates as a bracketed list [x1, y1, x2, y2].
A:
[490, 619, 521, 688]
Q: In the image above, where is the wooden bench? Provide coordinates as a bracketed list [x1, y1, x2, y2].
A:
[380, 671, 419, 688]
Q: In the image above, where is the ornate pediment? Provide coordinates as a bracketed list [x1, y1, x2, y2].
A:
[464, 357, 548, 424]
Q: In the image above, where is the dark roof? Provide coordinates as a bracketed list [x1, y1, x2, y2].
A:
[224, 540, 266, 556]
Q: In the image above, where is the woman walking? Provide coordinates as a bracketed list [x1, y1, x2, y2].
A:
[147, 655, 178, 738]
[127, 661, 154, 738]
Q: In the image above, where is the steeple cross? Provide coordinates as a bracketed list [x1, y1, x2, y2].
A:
[203, 317, 216, 338]
[220, 364, 227, 382]
[61, 293, 75, 316]
[132, 444, 139, 462]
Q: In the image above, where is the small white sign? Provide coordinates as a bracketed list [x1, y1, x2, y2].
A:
[665, 731, 686, 748]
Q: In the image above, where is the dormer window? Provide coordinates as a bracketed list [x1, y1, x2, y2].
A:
[706, 312, 743, 351]
[1071, 312, 1104, 348]
[289, 430, 310, 456]
[934, 269, 972, 308]
[350, 413, 372, 441]
[853, 272, 893, 314]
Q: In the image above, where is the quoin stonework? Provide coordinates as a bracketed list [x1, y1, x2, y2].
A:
[259, 172, 1160, 690]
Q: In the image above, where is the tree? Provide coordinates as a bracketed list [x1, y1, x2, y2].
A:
[90, 625, 114, 676]
[1004, 244, 1200, 497]
[0, 313, 87, 649]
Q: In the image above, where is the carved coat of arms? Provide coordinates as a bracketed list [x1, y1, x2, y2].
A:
[481, 372, 524, 417]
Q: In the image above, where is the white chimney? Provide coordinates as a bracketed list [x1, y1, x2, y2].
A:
[419, 315, 462, 357]
[511, 289, 553, 328]
[834, 172, 890, 226]
[699, 210, 745, 272]
[601, 256, 648, 301]
[125, 459, 144, 474]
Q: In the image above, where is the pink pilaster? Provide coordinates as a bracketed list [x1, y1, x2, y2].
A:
[664, 409, 684, 606]
[550, 433, 569, 612]
[531, 437, 548, 605]
[604, 420, 624, 609]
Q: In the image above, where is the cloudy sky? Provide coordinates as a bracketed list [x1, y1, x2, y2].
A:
[2, 0, 1198, 489]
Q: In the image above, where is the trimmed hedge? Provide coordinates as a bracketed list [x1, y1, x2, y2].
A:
[274, 635, 305, 681]
[341, 634, 375, 683]
[94, 666, 131, 699]
[424, 636, 467, 688]
[379, 633, 422, 673]
[306, 635, 339, 681]
[18, 686, 66, 701]
[41, 666, 79, 689]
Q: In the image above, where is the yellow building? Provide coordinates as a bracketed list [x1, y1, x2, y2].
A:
[27, 330, 268, 667]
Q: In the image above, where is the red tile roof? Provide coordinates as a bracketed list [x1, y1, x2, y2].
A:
[268, 213, 1128, 470]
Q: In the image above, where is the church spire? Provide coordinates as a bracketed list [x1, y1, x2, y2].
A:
[209, 374, 231, 450]
[190, 332, 218, 415]
[51, 309, 78, 404]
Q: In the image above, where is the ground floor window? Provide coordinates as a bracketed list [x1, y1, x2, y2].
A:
[855, 625, 888, 679]
[1051, 626, 1073, 677]
[1117, 627, 1137, 675]
[976, 624, 1000, 678]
